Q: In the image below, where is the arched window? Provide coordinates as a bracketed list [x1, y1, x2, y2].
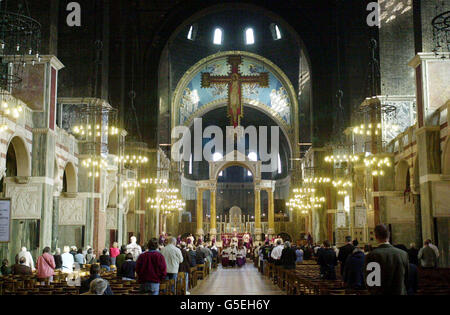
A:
[245, 28, 255, 45]
[187, 24, 197, 41]
[270, 23, 282, 40]
[277, 153, 282, 174]
[213, 28, 223, 45]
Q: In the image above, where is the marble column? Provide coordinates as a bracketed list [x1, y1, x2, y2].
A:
[267, 188, 275, 238]
[196, 188, 204, 238]
[210, 188, 217, 238]
[254, 187, 261, 241]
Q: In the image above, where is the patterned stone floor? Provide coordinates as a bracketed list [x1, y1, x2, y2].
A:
[190, 262, 285, 295]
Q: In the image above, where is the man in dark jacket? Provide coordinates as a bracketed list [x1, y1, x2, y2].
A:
[179, 243, 192, 294]
[120, 253, 137, 280]
[364, 224, 409, 295]
[343, 247, 365, 289]
[407, 243, 419, 266]
[12, 257, 32, 276]
[280, 241, 297, 270]
[317, 240, 338, 280]
[338, 236, 354, 276]
[195, 246, 206, 265]
[136, 238, 167, 295]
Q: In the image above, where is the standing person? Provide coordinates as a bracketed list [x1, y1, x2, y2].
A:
[195, 244, 206, 265]
[74, 248, 85, 268]
[280, 241, 297, 270]
[407, 243, 419, 266]
[187, 244, 197, 267]
[179, 242, 192, 295]
[36, 247, 56, 284]
[418, 240, 438, 269]
[115, 245, 128, 275]
[270, 239, 284, 265]
[364, 224, 409, 295]
[17, 247, 35, 271]
[229, 244, 237, 267]
[136, 238, 167, 295]
[120, 253, 137, 280]
[53, 248, 62, 270]
[85, 248, 96, 265]
[99, 249, 112, 270]
[61, 246, 75, 274]
[338, 236, 354, 276]
[161, 236, 183, 293]
[343, 247, 365, 289]
[110, 242, 120, 266]
[317, 240, 338, 280]
[127, 236, 142, 261]
[424, 239, 440, 259]
[295, 246, 304, 264]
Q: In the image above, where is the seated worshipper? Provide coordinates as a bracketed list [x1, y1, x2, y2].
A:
[418, 240, 438, 269]
[343, 246, 365, 289]
[187, 244, 197, 267]
[74, 248, 85, 268]
[110, 242, 120, 266]
[82, 278, 109, 295]
[221, 246, 230, 267]
[236, 245, 246, 267]
[179, 243, 192, 295]
[295, 246, 304, 264]
[80, 264, 113, 295]
[17, 247, 35, 271]
[280, 241, 297, 270]
[120, 253, 137, 280]
[317, 240, 338, 280]
[36, 247, 56, 284]
[1, 259, 11, 275]
[12, 257, 32, 276]
[229, 244, 238, 267]
[99, 249, 112, 270]
[136, 238, 167, 295]
[271, 239, 284, 266]
[195, 244, 206, 265]
[85, 247, 96, 265]
[53, 248, 62, 270]
[61, 246, 75, 273]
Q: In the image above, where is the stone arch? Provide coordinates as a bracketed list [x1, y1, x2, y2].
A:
[442, 137, 450, 175]
[395, 159, 410, 191]
[63, 162, 77, 194]
[6, 135, 31, 177]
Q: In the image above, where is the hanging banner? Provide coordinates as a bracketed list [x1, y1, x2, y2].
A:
[0, 199, 11, 243]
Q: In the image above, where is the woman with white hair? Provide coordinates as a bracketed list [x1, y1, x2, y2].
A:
[81, 278, 109, 295]
[61, 246, 75, 273]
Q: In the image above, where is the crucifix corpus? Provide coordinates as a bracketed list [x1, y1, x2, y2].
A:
[201, 56, 269, 128]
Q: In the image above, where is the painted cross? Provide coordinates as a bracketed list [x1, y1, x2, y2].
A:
[201, 56, 269, 127]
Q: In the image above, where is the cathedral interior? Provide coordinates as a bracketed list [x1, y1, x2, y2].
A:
[0, 0, 449, 297]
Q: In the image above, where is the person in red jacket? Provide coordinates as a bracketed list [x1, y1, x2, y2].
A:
[136, 238, 167, 295]
[36, 247, 56, 284]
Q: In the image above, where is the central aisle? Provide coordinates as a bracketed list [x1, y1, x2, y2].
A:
[190, 263, 285, 295]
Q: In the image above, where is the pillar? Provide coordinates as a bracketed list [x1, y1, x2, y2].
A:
[210, 188, 217, 238]
[254, 187, 261, 241]
[196, 188, 204, 238]
[267, 188, 275, 238]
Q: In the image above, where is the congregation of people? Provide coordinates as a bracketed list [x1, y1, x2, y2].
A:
[251, 224, 442, 295]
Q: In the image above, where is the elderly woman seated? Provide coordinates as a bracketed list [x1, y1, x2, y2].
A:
[82, 278, 109, 295]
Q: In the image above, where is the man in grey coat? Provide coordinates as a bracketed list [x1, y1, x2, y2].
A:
[418, 240, 438, 268]
[364, 224, 409, 295]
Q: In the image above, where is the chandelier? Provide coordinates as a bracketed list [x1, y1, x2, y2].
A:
[0, 0, 41, 91]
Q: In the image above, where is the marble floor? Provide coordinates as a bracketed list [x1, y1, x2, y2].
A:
[190, 262, 285, 295]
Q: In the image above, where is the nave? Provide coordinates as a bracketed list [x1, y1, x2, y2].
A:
[190, 263, 284, 295]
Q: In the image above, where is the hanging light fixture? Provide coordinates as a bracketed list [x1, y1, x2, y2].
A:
[0, 0, 41, 91]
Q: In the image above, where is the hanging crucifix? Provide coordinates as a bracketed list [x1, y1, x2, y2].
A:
[201, 56, 269, 128]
